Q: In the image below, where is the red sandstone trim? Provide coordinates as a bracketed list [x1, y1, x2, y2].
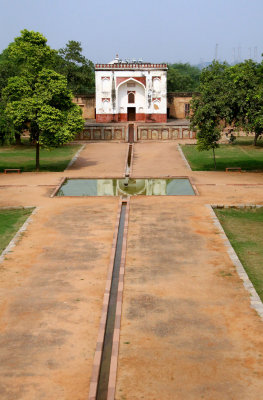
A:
[96, 113, 167, 123]
[188, 176, 199, 196]
[95, 63, 167, 70]
[88, 199, 123, 400]
[116, 76, 146, 87]
[50, 177, 67, 198]
[107, 197, 130, 400]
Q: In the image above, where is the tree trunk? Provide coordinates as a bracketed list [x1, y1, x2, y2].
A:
[15, 133, 21, 145]
[254, 132, 261, 146]
[36, 139, 40, 171]
[212, 148, 216, 170]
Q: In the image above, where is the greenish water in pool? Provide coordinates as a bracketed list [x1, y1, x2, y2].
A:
[57, 178, 195, 196]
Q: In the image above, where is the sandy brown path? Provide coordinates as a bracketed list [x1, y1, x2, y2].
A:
[0, 198, 119, 400]
[131, 142, 187, 177]
[116, 198, 263, 400]
[67, 142, 128, 177]
[0, 141, 263, 400]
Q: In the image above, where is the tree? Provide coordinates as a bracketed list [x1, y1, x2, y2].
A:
[190, 62, 229, 169]
[225, 60, 263, 145]
[56, 40, 95, 94]
[167, 63, 200, 92]
[2, 30, 84, 170]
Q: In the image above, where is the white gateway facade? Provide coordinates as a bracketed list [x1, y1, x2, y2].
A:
[95, 56, 167, 123]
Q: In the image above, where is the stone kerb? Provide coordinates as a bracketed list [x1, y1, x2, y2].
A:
[208, 204, 263, 320]
[0, 207, 38, 264]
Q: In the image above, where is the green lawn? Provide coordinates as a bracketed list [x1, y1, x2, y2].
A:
[181, 137, 263, 171]
[215, 207, 263, 301]
[0, 208, 33, 253]
[0, 143, 81, 172]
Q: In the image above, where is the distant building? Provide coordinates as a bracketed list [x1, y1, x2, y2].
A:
[95, 55, 167, 123]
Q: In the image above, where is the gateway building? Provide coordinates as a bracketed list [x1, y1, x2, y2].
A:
[95, 55, 167, 123]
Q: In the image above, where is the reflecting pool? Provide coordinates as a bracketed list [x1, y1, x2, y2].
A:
[57, 178, 195, 196]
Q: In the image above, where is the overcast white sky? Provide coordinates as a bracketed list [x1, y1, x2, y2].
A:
[0, 0, 262, 65]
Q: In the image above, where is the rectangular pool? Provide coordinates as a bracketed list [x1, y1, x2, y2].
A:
[56, 178, 196, 196]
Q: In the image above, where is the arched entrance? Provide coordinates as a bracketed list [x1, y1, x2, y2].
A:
[117, 78, 146, 122]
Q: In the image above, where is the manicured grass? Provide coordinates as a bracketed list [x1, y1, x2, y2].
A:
[181, 137, 263, 171]
[0, 144, 81, 172]
[0, 208, 33, 253]
[215, 207, 263, 301]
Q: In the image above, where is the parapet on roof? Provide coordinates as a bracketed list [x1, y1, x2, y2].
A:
[95, 63, 167, 70]
[95, 54, 167, 70]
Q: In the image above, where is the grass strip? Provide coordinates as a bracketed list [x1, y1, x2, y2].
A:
[0, 208, 33, 253]
[0, 144, 81, 172]
[215, 207, 263, 301]
[181, 137, 263, 171]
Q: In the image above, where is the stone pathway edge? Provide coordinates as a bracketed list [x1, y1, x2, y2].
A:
[88, 199, 123, 400]
[65, 144, 86, 170]
[107, 197, 130, 400]
[0, 206, 38, 264]
[177, 144, 192, 170]
[207, 204, 263, 320]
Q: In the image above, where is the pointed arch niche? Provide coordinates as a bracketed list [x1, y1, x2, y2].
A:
[117, 78, 146, 117]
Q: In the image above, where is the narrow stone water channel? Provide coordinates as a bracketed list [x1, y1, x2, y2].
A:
[96, 202, 127, 400]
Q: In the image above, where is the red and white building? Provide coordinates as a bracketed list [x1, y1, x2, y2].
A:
[95, 55, 167, 123]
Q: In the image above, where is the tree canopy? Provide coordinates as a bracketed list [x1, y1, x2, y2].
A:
[2, 30, 84, 169]
[167, 63, 200, 92]
[190, 59, 263, 168]
[55, 40, 95, 94]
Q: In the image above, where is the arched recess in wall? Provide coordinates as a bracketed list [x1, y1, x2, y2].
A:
[117, 78, 146, 113]
[128, 92, 135, 103]
[102, 99, 110, 113]
[102, 77, 110, 92]
[153, 77, 161, 92]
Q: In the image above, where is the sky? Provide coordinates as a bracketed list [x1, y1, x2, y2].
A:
[0, 0, 262, 65]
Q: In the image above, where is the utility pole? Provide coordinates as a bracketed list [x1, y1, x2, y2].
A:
[238, 46, 241, 62]
[214, 43, 219, 60]
[232, 47, 236, 64]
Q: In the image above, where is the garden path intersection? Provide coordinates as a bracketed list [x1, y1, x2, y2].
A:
[0, 142, 263, 400]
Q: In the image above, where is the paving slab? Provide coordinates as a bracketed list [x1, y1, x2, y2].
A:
[116, 198, 263, 399]
[66, 142, 128, 177]
[0, 198, 119, 400]
[131, 142, 187, 177]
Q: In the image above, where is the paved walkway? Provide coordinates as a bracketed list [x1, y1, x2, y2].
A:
[116, 199, 263, 399]
[0, 142, 263, 399]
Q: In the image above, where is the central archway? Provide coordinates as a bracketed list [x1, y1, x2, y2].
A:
[116, 78, 146, 122]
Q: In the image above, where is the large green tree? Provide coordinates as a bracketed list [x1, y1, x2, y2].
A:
[191, 59, 263, 158]
[56, 40, 95, 94]
[167, 63, 200, 92]
[190, 62, 230, 169]
[225, 60, 263, 145]
[2, 30, 84, 170]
